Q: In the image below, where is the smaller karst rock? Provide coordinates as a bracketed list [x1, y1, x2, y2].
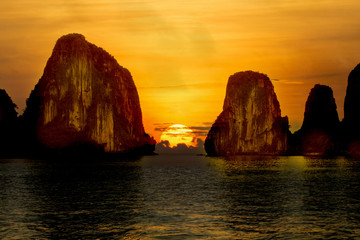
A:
[22, 33, 155, 155]
[205, 71, 289, 156]
[294, 84, 340, 155]
[0, 89, 18, 156]
[342, 63, 360, 157]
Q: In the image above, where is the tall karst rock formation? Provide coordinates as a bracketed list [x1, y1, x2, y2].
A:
[293, 84, 340, 155]
[22, 33, 155, 154]
[343, 64, 360, 156]
[205, 71, 289, 156]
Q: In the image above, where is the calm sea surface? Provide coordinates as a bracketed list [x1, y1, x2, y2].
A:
[1, 155, 360, 239]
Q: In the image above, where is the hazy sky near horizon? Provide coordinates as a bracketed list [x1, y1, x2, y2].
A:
[1, 0, 360, 141]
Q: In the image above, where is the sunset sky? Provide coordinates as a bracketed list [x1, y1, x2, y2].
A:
[1, 0, 360, 142]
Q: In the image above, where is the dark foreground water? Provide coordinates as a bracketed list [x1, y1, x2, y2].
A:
[1, 155, 360, 239]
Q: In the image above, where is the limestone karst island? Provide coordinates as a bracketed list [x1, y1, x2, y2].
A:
[204, 71, 289, 156]
[0, 33, 360, 158]
[1, 34, 155, 157]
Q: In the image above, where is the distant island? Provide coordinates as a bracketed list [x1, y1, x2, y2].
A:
[0, 33, 359, 158]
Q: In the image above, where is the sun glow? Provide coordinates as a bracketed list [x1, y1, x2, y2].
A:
[160, 124, 196, 148]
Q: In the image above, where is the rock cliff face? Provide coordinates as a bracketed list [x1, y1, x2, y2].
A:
[205, 71, 289, 156]
[344, 64, 360, 123]
[343, 64, 360, 156]
[22, 33, 155, 154]
[0, 89, 18, 156]
[293, 84, 340, 155]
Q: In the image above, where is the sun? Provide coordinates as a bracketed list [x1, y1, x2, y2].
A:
[160, 124, 196, 148]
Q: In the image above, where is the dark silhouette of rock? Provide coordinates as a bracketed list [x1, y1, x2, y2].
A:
[205, 71, 289, 156]
[342, 64, 360, 157]
[293, 84, 340, 155]
[0, 89, 18, 156]
[22, 33, 155, 155]
[344, 64, 360, 123]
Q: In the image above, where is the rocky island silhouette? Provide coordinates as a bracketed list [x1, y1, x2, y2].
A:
[1, 34, 155, 158]
[0, 33, 359, 158]
[204, 71, 289, 156]
[290, 84, 340, 155]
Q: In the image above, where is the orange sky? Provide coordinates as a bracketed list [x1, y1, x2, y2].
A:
[1, 0, 360, 142]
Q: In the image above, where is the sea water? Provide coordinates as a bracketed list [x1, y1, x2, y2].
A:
[1, 155, 360, 239]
